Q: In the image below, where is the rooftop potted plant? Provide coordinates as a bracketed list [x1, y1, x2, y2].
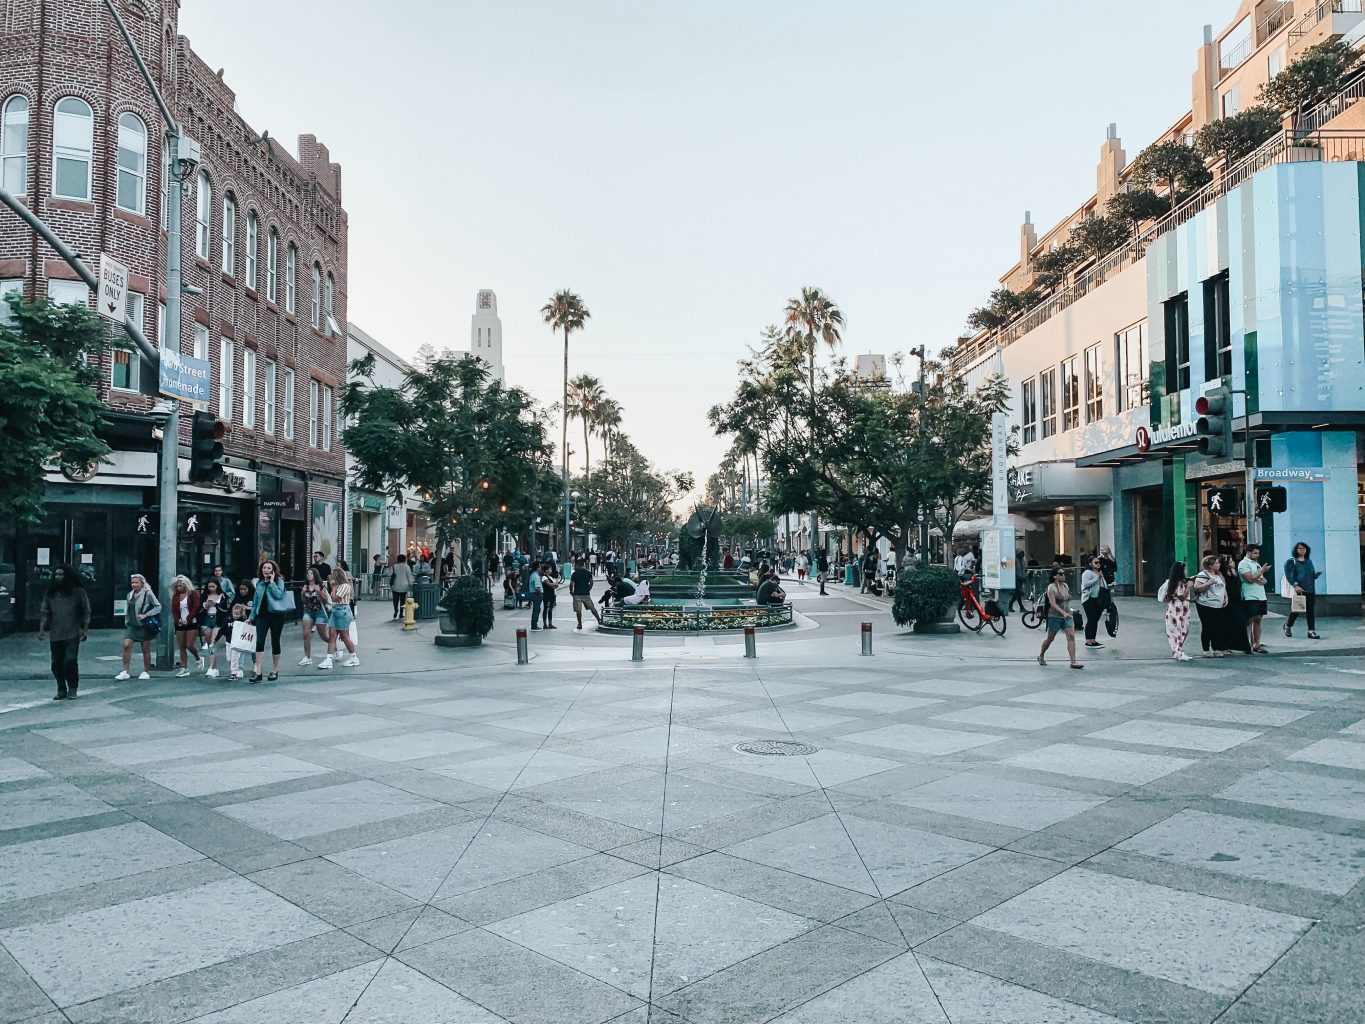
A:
[892, 564, 962, 635]
[436, 574, 494, 648]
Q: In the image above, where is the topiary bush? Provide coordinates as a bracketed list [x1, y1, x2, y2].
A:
[892, 564, 961, 627]
[438, 575, 495, 637]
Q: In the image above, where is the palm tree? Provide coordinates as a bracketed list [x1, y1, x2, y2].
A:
[783, 286, 843, 561]
[567, 373, 605, 478]
[595, 397, 623, 460]
[541, 290, 590, 558]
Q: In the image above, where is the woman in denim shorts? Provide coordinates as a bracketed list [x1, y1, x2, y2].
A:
[318, 567, 359, 670]
[1038, 567, 1083, 670]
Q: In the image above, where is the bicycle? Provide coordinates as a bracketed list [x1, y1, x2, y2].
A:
[958, 575, 1007, 635]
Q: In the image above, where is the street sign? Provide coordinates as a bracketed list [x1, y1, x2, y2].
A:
[97, 253, 129, 324]
[158, 345, 212, 405]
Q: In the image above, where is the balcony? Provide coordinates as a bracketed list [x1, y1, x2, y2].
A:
[1289, 0, 1365, 49]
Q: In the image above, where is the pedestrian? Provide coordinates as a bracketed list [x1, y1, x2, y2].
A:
[372, 553, 385, 592]
[816, 549, 829, 596]
[589, 550, 598, 576]
[297, 567, 331, 666]
[861, 548, 878, 593]
[200, 578, 226, 678]
[170, 575, 204, 677]
[211, 564, 234, 601]
[337, 559, 357, 609]
[389, 554, 413, 620]
[1219, 554, 1253, 654]
[1097, 545, 1117, 585]
[794, 551, 808, 584]
[1191, 555, 1228, 657]
[570, 557, 603, 629]
[311, 550, 332, 586]
[319, 567, 359, 669]
[1283, 541, 1322, 639]
[249, 560, 289, 683]
[1008, 550, 1029, 612]
[1238, 543, 1271, 654]
[116, 573, 161, 680]
[226, 581, 254, 680]
[38, 564, 90, 700]
[1037, 566, 1083, 669]
[528, 561, 544, 630]
[1158, 561, 1193, 660]
[541, 560, 560, 629]
[1079, 556, 1109, 649]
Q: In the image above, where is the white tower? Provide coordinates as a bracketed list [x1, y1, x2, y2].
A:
[471, 289, 504, 382]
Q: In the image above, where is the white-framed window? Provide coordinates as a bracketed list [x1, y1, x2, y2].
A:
[283, 367, 295, 439]
[195, 170, 211, 259]
[160, 139, 169, 229]
[1040, 367, 1057, 439]
[245, 211, 258, 289]
[1083, 342, 1103, 423]
[322, 386, 332, 451]
[266, 227, 278, 301]
[110, 291, 145, 391]
[218, 335, 234, 419]
[310, 262, 321, 329]
[325, 272, 335, 318]
[1221, 84, 1241, 119]
[1020, 378, 1037, 445]
[285, 243, 296, 314]
[309, 379, 319, 448]
[221, 192, 236, 275]
[1060, 355, 1080, 431]
[242, 347, 256, 428]
[264, 359, 276, 433]
[1268, 45, 1287, 80]
[115, 112, 146, 214]
[157, 301, 165, 347]
[52, 97, 93, 200]
[47, 278, 89, 306]
[0, 278, 22, 325]
[1116, 320, 1149, 411]
[194, 322, 209, 363]
[1, 95, 29, 196]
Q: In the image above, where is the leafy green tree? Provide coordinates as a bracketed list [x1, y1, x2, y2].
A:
[1194, 106, 1283, 164]
[1031, 245, 1082, 291]
[0, 296, 114, 522]
[1103, 191, 1169, 234]
[719, 509, 776, 549]
[965, 286, 1042, 333]
[1259, 40, 1364, 122]
[571, 438, 691, 552]
[341, 353, 560, 569]
[1128, 140, 1212, 204]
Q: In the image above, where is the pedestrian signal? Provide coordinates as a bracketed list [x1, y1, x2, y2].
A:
[1255, 486, 1287, 515]
[1205, 486, 1239, 515]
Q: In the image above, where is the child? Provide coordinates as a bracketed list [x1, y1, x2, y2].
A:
[226, 581, 255, 681]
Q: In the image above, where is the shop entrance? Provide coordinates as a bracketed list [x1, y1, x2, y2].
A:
[1132, 488, 1165, 596]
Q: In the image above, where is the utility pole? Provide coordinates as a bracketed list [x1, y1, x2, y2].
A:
[911, 345, 929, 563]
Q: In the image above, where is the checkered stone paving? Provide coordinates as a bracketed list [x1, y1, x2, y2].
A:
[1, 650, 1363, 1024]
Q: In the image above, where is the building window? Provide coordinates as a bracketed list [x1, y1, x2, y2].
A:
[47, 279, 88, 306]
[1020, 378, 1037, 445]
[285, 243, 297, 314]
[52, 97, 93, 200]
[1203, 271, 1232, 381]
[264, 359, 276, 433]
[245, 211, 258, 289]
[1060, 355, 1080, 431]
[322, 387, 332, 451]
[325, 271, 335, 330]
[1083, 343, 1103, 423]
[195, 171, 211, 260]
[266, 227, 278, 302]
[1268, 45, 1286, 80]
[218, 336, 234, 419]
[311, 262, 321, 329]
[115, 112, 146, 214]
[1221, 84, 1241, 119]
[1116, 321, 1149, 411]
[221, 193, 236, 275]
[242, 348, 256, 428]
[1164, 292, 1191, 393]
[0, 278, 21, 324]
[309, 379, 319, 448]
[194, 322, 209, 363]
[2, 95, 29, 196]
[1039, 367, 1057, 438]
[283, 368, 295, 439]
[110, 292, 144, 391]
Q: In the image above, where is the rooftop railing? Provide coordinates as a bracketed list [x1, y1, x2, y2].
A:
[1289, 0, 1365, 43]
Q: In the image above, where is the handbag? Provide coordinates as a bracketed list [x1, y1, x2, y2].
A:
[1291, 593, 1308, 614]
[1279, 575, 1294, 600]
[1072, 609, 1083, 631]
[143, 614, 161, 634]
[229, 622, 257, 653]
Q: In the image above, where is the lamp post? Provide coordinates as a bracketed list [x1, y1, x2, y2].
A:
[910, 345, 929, 563]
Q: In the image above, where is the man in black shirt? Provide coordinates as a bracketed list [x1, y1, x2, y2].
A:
[569, 559, 602, 630]
[312, 551, 331, 585]
[756, 572, 787, 605]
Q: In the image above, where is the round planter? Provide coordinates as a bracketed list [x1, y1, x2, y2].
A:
[438, 610, 457, 634]
[912, 606, 961, 635]
[435, 633, 483, 648]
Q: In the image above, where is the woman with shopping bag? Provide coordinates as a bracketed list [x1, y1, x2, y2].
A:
[1283, 542, 1322, 640]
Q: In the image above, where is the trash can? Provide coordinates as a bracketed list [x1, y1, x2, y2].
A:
[843, 564, 856, 586]
[412, 581, 439, 620]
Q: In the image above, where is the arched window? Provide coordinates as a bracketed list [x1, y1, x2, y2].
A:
[115, 112, 146, 214]
[266, 226, 278, 302]
[245, 211, 258, 289]
[221, 192, 236, 275]
[310, 261, 321, 329]
[325, 271, 335, 316]
[1, 95, 29, 196]
[52, 97, 92, 200]
[285, 243, 297, 314]
[159, 138, 169, 229]
[194, 170, 211, 259]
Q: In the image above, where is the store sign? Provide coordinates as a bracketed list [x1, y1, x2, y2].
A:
[1135, 422, 1197, 453]
[1256, 468, 1331, 482]
[259, 494, 296, 511]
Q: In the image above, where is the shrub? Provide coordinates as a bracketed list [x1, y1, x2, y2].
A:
[1104, 190, 1170, 231]
[438, 575, 495, 637]
[1259, 40, 1364, 117]
[892, 564, 961, 627]
[1194, 106, 1282, 164]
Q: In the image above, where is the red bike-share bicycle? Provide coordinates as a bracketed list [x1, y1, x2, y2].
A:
[958, 575, 1007, 635]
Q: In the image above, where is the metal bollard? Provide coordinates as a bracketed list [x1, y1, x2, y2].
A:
[631, 626, 645, 662]
[743, 625, 757, 658]
[860, 621, 873, 656]
[515, 627, 529, 665]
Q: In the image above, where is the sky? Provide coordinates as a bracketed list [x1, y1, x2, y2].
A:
[181, 0, 1236, 494]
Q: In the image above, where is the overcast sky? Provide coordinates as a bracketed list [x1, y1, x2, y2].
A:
[182, 0, 1235, 492]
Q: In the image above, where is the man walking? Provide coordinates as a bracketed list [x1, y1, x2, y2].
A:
[1239, 543, 1271, 654]
[816, 549, 829, 596]
[570, 558, 602, 630]
[528, 562, 544, 631]
[861, 548, 878, 593]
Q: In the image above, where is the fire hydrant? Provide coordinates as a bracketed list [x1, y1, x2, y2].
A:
[402, 595, 417, 631]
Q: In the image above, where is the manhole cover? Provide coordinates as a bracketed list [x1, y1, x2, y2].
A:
[733, 740, 820, 757]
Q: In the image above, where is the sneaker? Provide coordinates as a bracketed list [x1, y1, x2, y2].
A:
[175, 668, 190, 678]
[137, 671, 150, 680]
[1085, 641, 1104, 648]
[298, 656, 313, 666]
[115, 670, 130, 680]
[206, 668, 219, 678]
[1308, 631, 1322, 640]
[1176, 652, 1192, 661]
[202, 659, 213, 673]
[342, 655, 359, 667]
[317, 656, 333, 670]
[1283, 624, 1292, 638]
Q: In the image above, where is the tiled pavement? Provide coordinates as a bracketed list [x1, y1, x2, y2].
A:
[1, 648, 1364, 1023]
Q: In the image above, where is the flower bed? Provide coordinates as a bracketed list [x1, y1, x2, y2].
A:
[600, 602, 792, 632]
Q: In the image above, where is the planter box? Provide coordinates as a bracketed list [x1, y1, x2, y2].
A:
[912, 606, 961, 635]
[436, 610, 483, 647]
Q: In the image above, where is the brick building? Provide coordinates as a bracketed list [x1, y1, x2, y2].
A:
[0, 0, 348, 629]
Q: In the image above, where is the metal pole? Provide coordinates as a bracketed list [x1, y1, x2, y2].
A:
[860, 620, 873, 656]
[743, 625, 756, 659]
[515, 627, 529, 665]
[913, 346, 929, 562]
[631, 625, 644, 661]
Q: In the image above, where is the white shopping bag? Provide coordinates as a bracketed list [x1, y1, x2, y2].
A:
[348, 620, 359, 647]
[228, 622, 257, 653]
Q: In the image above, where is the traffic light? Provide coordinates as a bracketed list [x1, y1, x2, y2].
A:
[189, 411, 226, 483]
[1195, 387, 1232, 458]
[1255, 485, 1287, 515]
[1206, 486, 1239, 516]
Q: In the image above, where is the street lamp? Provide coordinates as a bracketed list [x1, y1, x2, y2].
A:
[910, 345, 929, 563]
